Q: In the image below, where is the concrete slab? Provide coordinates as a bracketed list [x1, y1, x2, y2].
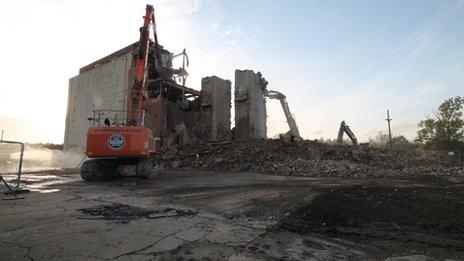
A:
[234, 70, 267, 139]
[201, 76, 232, 140]
[64, 49, 133, 154]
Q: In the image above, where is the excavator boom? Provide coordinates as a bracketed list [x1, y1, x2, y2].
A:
[257, 72, 301, 141]
[128, 5, 156, 126]
[266, 90, 302, 140]
[337, 121, 358, 146]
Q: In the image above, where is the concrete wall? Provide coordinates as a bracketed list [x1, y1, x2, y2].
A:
[201, 76, 231, 140]
[234, 70, 267, 139]
[63, 52, 133, 153]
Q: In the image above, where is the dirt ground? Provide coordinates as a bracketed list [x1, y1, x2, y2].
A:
[1, 169, 464, 260]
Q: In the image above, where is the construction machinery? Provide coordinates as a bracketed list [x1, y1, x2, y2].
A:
[258, 73, 302, 141]
[337, 121, 358, 146]
[265, 90, 302, 141]
[81, 5, 162, 181]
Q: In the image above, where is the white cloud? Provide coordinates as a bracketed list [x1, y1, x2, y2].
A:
[221, 27, 243, 37]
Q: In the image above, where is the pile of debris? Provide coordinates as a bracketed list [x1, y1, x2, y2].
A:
[162, 139, 463, 178]
[77, 203, 198, 221]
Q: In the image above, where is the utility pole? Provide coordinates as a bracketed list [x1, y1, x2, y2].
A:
[386, 110, 392, 150]
[1, 129, 3, 141]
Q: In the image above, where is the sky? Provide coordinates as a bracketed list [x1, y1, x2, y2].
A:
[0, 0, 463, 144]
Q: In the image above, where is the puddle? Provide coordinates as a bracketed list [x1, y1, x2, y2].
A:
[1, 171, 78, 193]
[38, 189, 60, 193]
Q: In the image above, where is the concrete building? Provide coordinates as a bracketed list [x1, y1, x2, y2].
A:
[64, 43, 136, 153]
[234, 70, 267, 139]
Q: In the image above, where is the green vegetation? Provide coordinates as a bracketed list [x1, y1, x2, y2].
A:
[416, 96, 464, 154]
[368, 133, 417, 151]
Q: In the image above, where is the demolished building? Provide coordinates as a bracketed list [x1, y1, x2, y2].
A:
[64, 40, 283, 154]
[64, 42, 232, 153]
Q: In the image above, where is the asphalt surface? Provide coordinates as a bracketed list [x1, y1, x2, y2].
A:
[1, 169, 463, 260]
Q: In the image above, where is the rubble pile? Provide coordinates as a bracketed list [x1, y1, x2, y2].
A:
[162, 139, 463, 178]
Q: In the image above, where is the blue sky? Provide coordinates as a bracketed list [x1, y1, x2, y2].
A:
[220, 0, 462, 138]
[177, 0, 464, 140]
[0, 0, 463, 143]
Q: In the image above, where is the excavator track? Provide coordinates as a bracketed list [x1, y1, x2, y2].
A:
[81, 158, 163, 181]
[136, 158, 163, 179]
[80, 158, 123, 181]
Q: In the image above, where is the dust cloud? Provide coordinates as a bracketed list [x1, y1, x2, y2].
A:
[0, 145, 83, 173]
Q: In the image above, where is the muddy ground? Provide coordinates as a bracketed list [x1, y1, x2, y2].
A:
[1, 170, 464, 260]
[279, 184, 464, 259]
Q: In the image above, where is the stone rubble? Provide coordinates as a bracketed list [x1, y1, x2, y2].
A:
[162, 139, 463, 178]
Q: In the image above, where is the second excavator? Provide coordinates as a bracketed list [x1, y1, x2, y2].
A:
[337, 121, 358, 146]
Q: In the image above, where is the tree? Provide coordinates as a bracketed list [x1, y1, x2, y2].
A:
[368, 132, 389, 148]
[416, 96, 464, 151]
[369, 132, 416, 151]
[391, 135, 416, 151]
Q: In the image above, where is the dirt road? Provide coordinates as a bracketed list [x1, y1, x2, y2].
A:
[1, 170, 463, 260]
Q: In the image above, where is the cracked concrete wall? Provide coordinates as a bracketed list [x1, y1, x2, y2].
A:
[64, 51, 133, 153]
[201, 76, 231, 140]
[234, 70, 267, 139]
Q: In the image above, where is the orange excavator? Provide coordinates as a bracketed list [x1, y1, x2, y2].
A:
[81, 5, 162, 181]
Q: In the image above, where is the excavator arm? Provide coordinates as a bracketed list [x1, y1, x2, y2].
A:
[266, 90, 302, 140]
[256, 72, 301, 141]
[128, 4, 159, 126]
[337, 121, 358, 146]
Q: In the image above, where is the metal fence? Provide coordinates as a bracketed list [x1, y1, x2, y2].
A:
[87, 109, 154, 130]
[0, 140, 29, 199]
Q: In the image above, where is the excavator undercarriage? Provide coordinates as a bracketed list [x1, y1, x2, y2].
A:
[81, 157, 161, 181]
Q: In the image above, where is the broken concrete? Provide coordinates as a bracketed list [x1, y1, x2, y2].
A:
[163, 139, 464, 178]
[234, 70, 267, 140]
